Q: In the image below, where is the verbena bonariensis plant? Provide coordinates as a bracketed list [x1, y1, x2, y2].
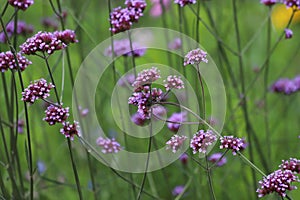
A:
[0, 0, 300, 199]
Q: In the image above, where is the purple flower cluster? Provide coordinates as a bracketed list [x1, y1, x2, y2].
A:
[280, 158, 300, 173]
[184, 48, 208, 66]
[167, 111, 187, 132]
[168, 38, 182, 50]
[105, 39, 146, 57]
[190, 130, 217, 154]
[172, 185, 185, 196]
[60, 121, 80, 140]
[271, 75, 300, 95]
[174, 0, 197, 7]
[257, 170, 299, 197]
[166, 135, 187, 153]
[21, 79, 54, 103]
[0, 21, 33, 43]
[20, 30, 78, 55]
[96, 137, 122, 154]
[43, 105, 69, 125]
[282, 0, 300, 9]
[220, 136, 247, 155]
[8, 0, 34, 11]
[285, 28, 293, 39]
[164, 75, 184, 91]
[118, 73, 136, 87]
[208, 153, 227, 167]
[260, 0, 277, 5]
[132, 67, 161, 90]
[0, 51, 32, 72]
[110, 0, 147, 34]
[131, 112, 147, 126]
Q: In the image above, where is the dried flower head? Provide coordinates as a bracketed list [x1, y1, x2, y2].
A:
[220, 135, 247, 155]
[43, 105, 69, 125]
[174, 0, 196, 7]
[21, 79, 54, 103]
[164, 75, 184, 91]
[166, 135, 187, 153]
[96, 137, 122, 154]
[280, 158, 300, 174]
[8, 0, 34, 11]
[60, 121, 80, 140]
[0, 51, 32, 72]
[184, 48, 208, 66]
[190, 130, 217, 154]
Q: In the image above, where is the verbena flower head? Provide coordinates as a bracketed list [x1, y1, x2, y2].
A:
[96, 137, 122, 154]
[132, 67, 161, 90]
[167, 111, 186, 132]
[164, 75, 184, 91]
[172, 185, 185, 196]
[282, 0, 300, 9]
[150, 0, 171, 17]
[260, 0, 277, 5]
[60, 121, 80, 140]
[104, 39, 146, 57]
[220, 135, 247, 155]
[54, 29, 78, 45]
[125, 0, 147, 12]
[0, 51, 32, 72]
[118, 73, 136, 87]
[131, 112, 147, 126]
[271, 78, 297, 95]
[166, 135, 187, 153]
[43, 105, 69, 125]
[184, 48, 208, 66]
[0, 21, 33, 43]
[208, 153, 227, 167]
[280, 158, 300, 173]
[179, 153, 188, 165]
[256, 170, 299, 197]
[21, 78, 54, 103]
[174, 0, 196, 7]
[190, 130, 217, 154]
[8, 0, 34, 11]
[285, 28, 293, 39]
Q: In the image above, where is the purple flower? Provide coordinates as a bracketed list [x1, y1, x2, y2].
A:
[150, 0, 171, 17]
[271, 78, 297, 95]
[118, 73, 136, 87]
[60, 121, 80, 140]
[174, 0, 196, 7]
[208, 153, 227, 167]
[285, 28, 293, 39]
[282, 0, 300, 9]
[179, 153, 188, 165]
[220, 136, 247, 155]
[190, 130, 217, 154]
[166, 135, 187, 153]
[292, 75, 300, 90]
[17, 119, 25, 133]
[167, 111, 187, 132]
[280, 158, 300, 174]
[41, 17, 59, 31]
[0, 51, 32, 72]
[0, 21, 33, 43]
[172, 185, 185, 196]
[37, 160, 46, 174]
[96, 137, 122, 154]
[164, 75, 184, 91]
[257, 170, 299, 197]
[152, 105, 167, 119]
[8, 0, 34, 11]
[132, 67, 161, 90]
[43, 105, 69, 125]
[131, 112, 147, 126]
[260, 0, 277, 5]
[78, 106, 89, 117]
[21, 79, 54, 104]
[125, 0, 147, 12]
[54, 29, 78, 45]
[105, 39, 146, 57]
[168, 38, 182, 50]
[184, 48, 208, 66]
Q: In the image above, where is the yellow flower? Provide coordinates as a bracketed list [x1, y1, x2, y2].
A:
[272, 5, 300, 29]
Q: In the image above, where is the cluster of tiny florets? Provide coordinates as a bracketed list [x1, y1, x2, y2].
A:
[220, 135, 247, 155]
[8, 0, 34, 11]
[21, 79, 54, 103]
[132, 67, 161, 90]
[256, 169, 299, 197]
[20, 30, 77, 55]
[271, 75, 300, 95]
[60, 121, 80, 140]
[164, 75, 184, 91]
[96, 137, 122, 154]
[166, 135, 187, 153]
[184, 48, 208, 66]
[167, 111, 186, 132]
[190, 130, 217, 154]
[43, 105, 69, 125]
[104, 39, 146, 57]
[280, 158, 300, 173]
[0, 51, 32, 72]
[260, 0, 277, 6]
[0, 21, 33, 43]
[281, 0, 300, 9]
[174, 0, 197, 7]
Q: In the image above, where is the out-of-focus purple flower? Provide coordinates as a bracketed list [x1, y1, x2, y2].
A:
[21, 79, 54, 104]
[166, 135, 187, 153]
[132, 67, 161, 90]
[190, 130, 217, 154]
[78, 106, 89, 117]
[43, 105, 69, 125]
[118, 73, 136, 87]
[172, 185, 185, 196]
[164, 75, 184, 91]
[293, 75, 300, 90]
[37, 160, 46, 174]
[60, 121, 80, 140]
[150, 0, 171, 17]
[256, 170, 299, 197]
[280, 158, 300, 174]
[174, 0, 196, 7]
[208, 116, 218, 126]
[208, 153, 227, 167]
[179, 153, 188, 165]
[152, 105, 167, 119]
[285, 28, 293, 39]
[105, 39, 146, 57]
[0, 21, 33, 43]
[271, 78, 297, 95]
[282, 0, 300, 9]
[168, 38, 182, 50]
[260, 0, 277, 6]
[8, 0, 34, 11]
[220, 135, 247, 155]
[131, 112, 147, 126]
[167, 111, 187, 132]
[17, 119, 25, 133]
[0, 51, 32, 72]
[184, 48, 208, 66]
[41, 17, 59, 31]
[96, 137, 122, 154]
